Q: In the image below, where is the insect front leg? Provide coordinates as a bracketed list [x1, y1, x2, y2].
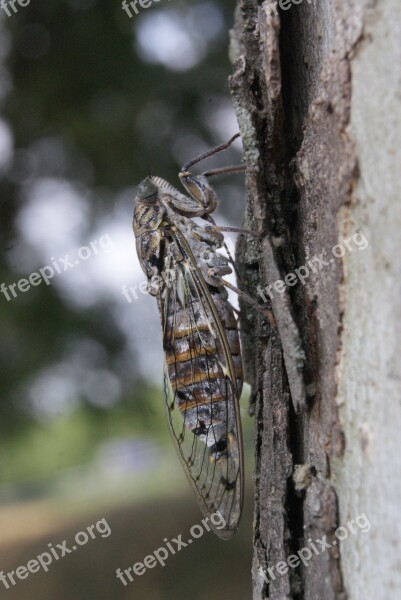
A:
[178, 172, 219, 215]
[177, 133, 243, 216]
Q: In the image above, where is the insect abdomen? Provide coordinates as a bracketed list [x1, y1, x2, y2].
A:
[165, 294, 242, 451]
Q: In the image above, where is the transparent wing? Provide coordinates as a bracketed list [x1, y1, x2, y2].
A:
[160, 252, 243, 539]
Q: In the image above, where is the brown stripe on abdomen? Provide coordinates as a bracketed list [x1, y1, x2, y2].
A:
[165, 329, 215, 364]
[164, 293, 243, 414]
[168, 353, 242, 392]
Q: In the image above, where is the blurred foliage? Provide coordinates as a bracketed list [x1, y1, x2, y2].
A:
[0, 0, 238, 444]
[0, 381, 167, 485]
[0, 3, 254, 598]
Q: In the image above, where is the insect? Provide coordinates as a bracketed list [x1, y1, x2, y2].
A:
[132, 134, 250, 539]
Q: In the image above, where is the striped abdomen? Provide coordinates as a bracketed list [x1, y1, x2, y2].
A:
[164, 290, 243, 457]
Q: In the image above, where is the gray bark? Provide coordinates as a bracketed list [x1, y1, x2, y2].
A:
[229, 1, 401, 599]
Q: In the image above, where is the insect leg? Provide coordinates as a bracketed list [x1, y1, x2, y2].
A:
[220, 278, 275, 326]
[181, 133, 240, 172]
[204, 223, 261, 238]
[178, 134, 245, 214]
[231, 305, 242, 318]
[202, 164, 247, 178]
[201, 215, 243, 282]
[200, 216, 259, 288]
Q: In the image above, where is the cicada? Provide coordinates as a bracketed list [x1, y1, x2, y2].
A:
[132, 134, 247, 539]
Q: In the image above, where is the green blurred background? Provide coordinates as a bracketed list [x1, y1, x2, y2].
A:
[0, 1, 253, 598]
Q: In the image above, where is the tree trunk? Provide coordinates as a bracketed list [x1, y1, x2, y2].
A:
[229, 1, 401, 598]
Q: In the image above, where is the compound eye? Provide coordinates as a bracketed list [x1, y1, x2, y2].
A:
[136, 178, 158, 203]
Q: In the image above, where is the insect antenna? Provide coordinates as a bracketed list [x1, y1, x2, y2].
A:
[147, 148, 152, 179]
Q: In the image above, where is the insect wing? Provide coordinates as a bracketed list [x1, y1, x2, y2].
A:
[160, 252, 243, 539]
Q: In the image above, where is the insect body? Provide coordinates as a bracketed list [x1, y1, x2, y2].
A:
[132, 135, 245, 538]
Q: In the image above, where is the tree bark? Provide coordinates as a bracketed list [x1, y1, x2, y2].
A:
[229, 1, 401, 599]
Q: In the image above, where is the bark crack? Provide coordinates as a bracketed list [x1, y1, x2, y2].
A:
[229, 1, 366, 598]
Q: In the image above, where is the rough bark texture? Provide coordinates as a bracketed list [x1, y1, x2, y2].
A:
[229, 1, 401, 599]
